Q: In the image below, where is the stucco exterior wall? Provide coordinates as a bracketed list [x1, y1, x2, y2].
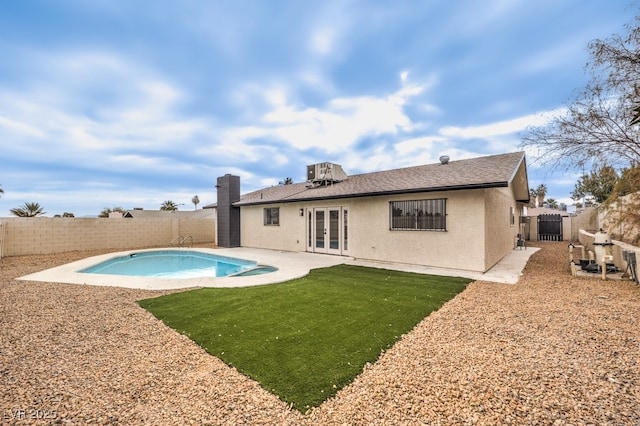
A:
[240, 189, 503, 272]
[484, 186, 522, 271]
[348, 190, 487, 271]
[241, 203, 308, 252]
[0, 217, 216, 256]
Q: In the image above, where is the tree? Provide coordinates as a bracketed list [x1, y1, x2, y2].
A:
[521, 15, 640, 168]
[546, 198, 559, 209]
[191, 195, 200, 210]
[529, 188, 538, 207]
[571, 165, 619, 204]
[611, 164, 640, 197]
[280, 177, 294, 185]
[601, 164, 640, 244]
[10, 202, 46, 217]
[536, 184, 548, 208]
[0, 185, 4, 197]
[160, 200, 178, 211]
[99, 207, 126, 218]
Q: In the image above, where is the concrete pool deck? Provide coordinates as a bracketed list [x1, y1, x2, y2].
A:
[17, 246, 540, 290]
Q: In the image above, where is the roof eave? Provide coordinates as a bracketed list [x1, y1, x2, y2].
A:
[233, 182, 509, 206]
[508, 153, 530, 203]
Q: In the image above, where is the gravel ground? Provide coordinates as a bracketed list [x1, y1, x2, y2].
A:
[1, 242, 639, 425]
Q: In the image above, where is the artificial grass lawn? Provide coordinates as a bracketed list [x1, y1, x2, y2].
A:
[138, 264, 471, 412]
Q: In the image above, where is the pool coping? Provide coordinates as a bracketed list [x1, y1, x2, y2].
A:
[16, 247, 350, 290]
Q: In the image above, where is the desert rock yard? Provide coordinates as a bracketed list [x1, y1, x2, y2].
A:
[1, 242, 639, 425]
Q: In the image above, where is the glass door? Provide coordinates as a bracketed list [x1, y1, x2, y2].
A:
[314, 209, 325, 251]
[327, 208, 341, 255]
[310, 207, 346, 255]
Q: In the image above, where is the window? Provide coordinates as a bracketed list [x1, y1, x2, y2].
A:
[510, 206, 515, 226]
[263, 207, 279, 226]
[390, 199, 446, 231]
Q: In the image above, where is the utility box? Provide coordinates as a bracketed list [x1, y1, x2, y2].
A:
[307, 162, 347, 183]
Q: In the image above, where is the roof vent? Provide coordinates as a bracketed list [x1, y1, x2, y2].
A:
[439, 155, 450, 165]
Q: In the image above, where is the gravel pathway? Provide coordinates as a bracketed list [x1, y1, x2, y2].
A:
[1, 243, 639, 425]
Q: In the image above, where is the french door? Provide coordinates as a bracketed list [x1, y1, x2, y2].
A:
[308, 207, 348, 255]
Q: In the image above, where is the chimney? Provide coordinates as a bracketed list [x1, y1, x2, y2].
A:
[216, 174, 241, 247]
[439, 155, 450, 165]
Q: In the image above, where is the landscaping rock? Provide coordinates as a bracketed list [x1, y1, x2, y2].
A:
[1, 243, 639, 424]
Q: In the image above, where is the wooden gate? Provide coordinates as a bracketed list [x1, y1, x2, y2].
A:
[537, 214, 563, 241]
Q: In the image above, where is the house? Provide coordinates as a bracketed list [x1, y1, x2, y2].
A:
[217, 151, 530, 273]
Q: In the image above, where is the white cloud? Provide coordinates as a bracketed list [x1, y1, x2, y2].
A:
[394, 136, 481, 167]
[0, 49, 207, 157]
[306, 1, 355, 58]
[0, 115, 47, 138]
[394, 136, 446, 156]
[263, 86, 289, 107]
[311, 28, 336, 55]
[439, 111, 556, 139]
[260, 85, 422, 152]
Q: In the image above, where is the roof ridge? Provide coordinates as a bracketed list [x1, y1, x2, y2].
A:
[345, 151, 525, 179]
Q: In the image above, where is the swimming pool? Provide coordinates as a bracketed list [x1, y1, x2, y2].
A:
[79, 250, 275, 279]
[17, 247, 348, 290]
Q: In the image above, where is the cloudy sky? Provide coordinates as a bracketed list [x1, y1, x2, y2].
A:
[0, 1, 635, 217]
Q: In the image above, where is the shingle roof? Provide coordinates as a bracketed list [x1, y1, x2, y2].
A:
[235, 151, 528, 206]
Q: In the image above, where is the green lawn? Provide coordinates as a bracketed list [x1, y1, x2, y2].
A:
[138, 264, 471, 412]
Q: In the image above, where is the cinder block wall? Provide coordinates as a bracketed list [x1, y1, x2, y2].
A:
[178, 218, 216, 245]
[0, 217, 216, 256]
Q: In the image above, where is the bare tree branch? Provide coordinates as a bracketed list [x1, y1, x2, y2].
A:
[520, 13, 640, 169]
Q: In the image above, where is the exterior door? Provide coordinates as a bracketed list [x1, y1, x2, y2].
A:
[310, 207, 347, 255]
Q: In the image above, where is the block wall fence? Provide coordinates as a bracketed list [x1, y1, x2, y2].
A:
[0, 217, 216, 257]
[527, 207, 599, 242]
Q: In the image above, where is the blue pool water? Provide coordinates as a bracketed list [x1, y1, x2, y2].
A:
[79, 250, 266, 279]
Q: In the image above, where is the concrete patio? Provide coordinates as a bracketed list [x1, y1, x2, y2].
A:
[17, 246, 539, 290]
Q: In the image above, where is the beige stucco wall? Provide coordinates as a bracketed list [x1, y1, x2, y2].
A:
[349, 190, 487, 271]
[241, 203, 308, 252]
[0, 217, 216, 256]
[484, 186, 523, 271]
[240, 187, 523, 272]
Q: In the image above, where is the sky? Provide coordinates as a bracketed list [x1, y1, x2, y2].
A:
[0, 1, 636, 217]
